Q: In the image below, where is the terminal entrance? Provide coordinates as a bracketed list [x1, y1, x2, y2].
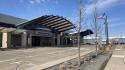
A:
[32, 36, 51, 46]
[32, 36, 40, 46]
[17, 15, 75, 47]
[41, 37, 51, 46]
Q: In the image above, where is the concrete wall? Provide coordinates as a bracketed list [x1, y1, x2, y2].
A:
[2, 32, 11, 48]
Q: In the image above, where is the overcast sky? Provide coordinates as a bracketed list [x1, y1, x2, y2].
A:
[0, 0, 125, 38]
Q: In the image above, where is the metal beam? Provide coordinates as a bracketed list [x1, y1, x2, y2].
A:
[55, 24, 72, 29]
[46, 20, 66, 26]
[58, 26, 74, 31]
[42, 18, 64, 26]
[51, 21, 68, 27]
[58, 26, 74, 32]
[22, 21, 58, 33]
[38, 16, 55, 23]
[31, 16, 57, 26]
[17, 16, 48, 28]
[40, 16, 59, 25]
[39, 24, 58, 33]
[46, 16, 72, 27]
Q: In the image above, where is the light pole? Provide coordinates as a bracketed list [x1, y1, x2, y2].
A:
[104, 15, 109, 46]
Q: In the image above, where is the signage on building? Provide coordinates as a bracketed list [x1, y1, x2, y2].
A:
[33, 31, 52, 37]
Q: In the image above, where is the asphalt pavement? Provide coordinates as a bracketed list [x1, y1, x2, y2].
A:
[0, 45, 95, 70]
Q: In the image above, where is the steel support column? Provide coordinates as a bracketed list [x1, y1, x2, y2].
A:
[57, 33, 61, 47]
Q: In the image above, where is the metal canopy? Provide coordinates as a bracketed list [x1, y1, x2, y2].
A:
[17, 15, 75, 33]
[80, 29, 94, 37]
[72, 29, 94, 37]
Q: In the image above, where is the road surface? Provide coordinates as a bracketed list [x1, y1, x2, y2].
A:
[0, 45, 95, 70]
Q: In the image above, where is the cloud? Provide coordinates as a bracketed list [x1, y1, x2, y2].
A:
[97, 0, 120, 8]
[28, 0, 58, 4]
[35, 0, 41, 3]
[85, 0, 122, 15]
[34, 0, 49, 4]
[29, 0, 35, 4]
[35, 0, 48, 3]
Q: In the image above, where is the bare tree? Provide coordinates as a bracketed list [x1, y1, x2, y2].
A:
[92, 1, 103, 56]
[77, 0, 85, 69]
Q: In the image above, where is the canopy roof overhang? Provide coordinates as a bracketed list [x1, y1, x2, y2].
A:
[80, 29, 93, 37]
[17, 15, 75, 33]
[72, 29, 94, 37]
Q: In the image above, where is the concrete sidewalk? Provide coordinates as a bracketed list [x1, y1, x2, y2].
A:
[104, 45, 125, 70]
[25, 50, 95, 70]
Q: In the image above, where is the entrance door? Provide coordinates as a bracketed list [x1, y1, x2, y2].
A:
[40, 37, 51, 46]
[32, 36, 40, 46]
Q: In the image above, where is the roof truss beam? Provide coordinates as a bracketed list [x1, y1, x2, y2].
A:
[40, 16, 59, 24]
[55, 24, 72, 29]
[42, 18, 64, 26]
[51, 22, 68, 28]
[46, 20, 66, 26]
[58, 26, 74, 32]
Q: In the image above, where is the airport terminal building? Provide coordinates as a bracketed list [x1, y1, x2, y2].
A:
[0, 13, 75, 48]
